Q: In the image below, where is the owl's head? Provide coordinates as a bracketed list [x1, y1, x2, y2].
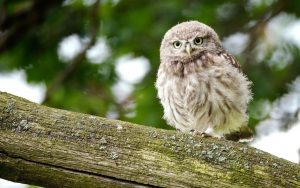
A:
[160, 21, 222, 63]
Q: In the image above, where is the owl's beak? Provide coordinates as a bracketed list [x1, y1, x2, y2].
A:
[185, 44, 192, 57]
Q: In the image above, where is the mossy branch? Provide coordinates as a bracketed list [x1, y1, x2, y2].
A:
[0, 92, 299, 187]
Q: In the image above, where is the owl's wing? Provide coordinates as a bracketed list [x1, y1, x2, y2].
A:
[217, 51, 242, 72]
[224, 125, 253, 142]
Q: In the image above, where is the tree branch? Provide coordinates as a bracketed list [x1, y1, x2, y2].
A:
[0, 92, 299, 187]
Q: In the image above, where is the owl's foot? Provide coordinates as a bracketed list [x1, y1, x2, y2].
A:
[189, 130, 212, 138]
[190, 129, 224, 139]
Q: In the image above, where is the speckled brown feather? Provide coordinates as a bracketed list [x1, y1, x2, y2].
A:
[217, 51, 242, 71]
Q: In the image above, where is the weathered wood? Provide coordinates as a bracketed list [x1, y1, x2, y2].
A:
[0, 92, 299, 188]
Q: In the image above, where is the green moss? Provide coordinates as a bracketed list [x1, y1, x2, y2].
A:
[190, 159, 232, 180]
[253, 165, 269, 176]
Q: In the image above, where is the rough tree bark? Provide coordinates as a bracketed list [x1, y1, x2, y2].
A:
[0, 92, 299, 188]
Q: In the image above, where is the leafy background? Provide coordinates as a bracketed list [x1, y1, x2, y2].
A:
[1, 0, 300, 186]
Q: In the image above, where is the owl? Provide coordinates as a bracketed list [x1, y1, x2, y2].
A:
[155, 21, 252, 141]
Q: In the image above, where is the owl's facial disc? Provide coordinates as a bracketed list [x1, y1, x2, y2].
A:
[171, 35, 205, 59]
[171, 40, 195, 58]
[160, 21, 223, 64]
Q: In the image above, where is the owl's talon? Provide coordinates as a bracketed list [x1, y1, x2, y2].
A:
[189, 130, 212, 138]
[200, 132, 212, 138]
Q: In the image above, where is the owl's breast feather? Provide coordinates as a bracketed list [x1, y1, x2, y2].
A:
[156, 60, 252, 134]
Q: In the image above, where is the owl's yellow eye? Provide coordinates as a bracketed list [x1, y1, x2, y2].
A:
[194, 37, 203, 45]
[173, 41, 182, 48]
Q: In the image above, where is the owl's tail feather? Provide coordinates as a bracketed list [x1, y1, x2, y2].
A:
[224, 126, 253, 142]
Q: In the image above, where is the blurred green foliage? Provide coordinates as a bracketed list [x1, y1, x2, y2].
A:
[1, 0, 300, 131]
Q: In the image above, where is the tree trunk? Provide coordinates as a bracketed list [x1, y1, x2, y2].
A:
[0, 92, 299, 187]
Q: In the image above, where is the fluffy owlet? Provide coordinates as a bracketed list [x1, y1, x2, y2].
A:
[155, 21, 252, 141]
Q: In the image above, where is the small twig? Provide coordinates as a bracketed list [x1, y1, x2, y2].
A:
[0, 0, 63, 53]
[43, 0, 100, 103]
